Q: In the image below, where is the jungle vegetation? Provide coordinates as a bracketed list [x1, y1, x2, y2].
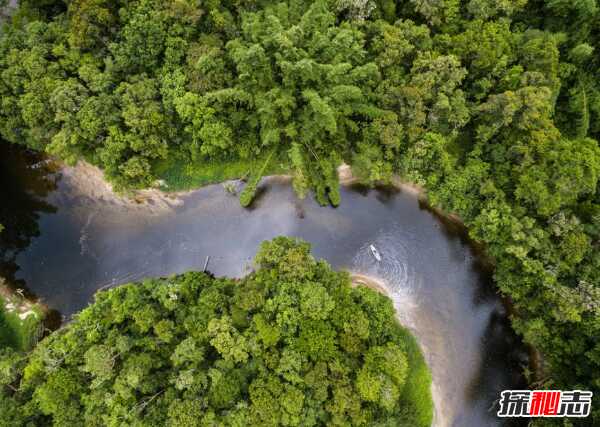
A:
[1, 0, 600, 424]
[0, 288, 44, 352]
[0, 237, 433, 426]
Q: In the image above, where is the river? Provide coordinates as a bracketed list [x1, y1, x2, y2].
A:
[0, 141, 527, 426]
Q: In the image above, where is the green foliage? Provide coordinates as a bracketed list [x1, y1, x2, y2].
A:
[153, 149, 288, 192]
[1, 0, 402, 204]
[0, 238, 433, 426]
[356, 343, 408, 411]
[0, 294, 43, 352]
[2, 0, 600, 420]
[240, 149, 276, 207]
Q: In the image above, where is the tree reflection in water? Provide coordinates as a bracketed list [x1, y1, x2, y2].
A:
[0, 141, 58, 298]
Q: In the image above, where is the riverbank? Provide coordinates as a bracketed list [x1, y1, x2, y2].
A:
[0, 0, 17, 21]
[62, 159, 540, 386]
[4, 143, 528, 425]
[350, 273, 434, 427]
[64, 158, 539, 372]
[59, 154, 286, 215]
[62, 160, 418, 213]
[350, 272, 391, 296]
[58, 160, 185, 215]
[153, 150, 290, 192]
[0, 279, 45, 351]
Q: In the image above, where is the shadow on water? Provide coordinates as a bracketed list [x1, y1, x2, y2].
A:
[465, 309, 529, 427]
[373, 184, 401, 203]
[348, 183, 529, 426]
[0, 141, 58, 297]
[345, 180, 522, 312]
[347, 182, 371, 196]
[414, 185, 529, 426]
[0, 141, 63, 334]
[244, 182, 271, 211]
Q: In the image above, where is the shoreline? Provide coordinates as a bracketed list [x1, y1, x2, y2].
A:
[62, 160, 471, 244]
[60, 160, 434, 214]
[0, 278, 46, 351]
[13, 156, 541, 395]
[349, 272, 391, 297]
[0, 279, 44, 320]
[57, 161, 186, 215]
[349, 273, 443, 427]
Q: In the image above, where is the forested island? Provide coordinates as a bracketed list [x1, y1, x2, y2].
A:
[1, 0, 599, 424]
[0, 237, 433, 426]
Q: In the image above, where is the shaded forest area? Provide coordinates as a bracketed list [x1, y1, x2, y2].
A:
[1, 0, 600, 424]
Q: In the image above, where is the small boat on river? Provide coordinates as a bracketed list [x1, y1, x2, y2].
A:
[369, 244, 382, 262]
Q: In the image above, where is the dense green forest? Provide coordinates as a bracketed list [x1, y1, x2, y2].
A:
[0, 237, 432, 426]
[0, 289, 43, 353]
[1, 0, 600, 424]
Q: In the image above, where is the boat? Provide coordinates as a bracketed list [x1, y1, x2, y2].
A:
[369, 244, 382, 261]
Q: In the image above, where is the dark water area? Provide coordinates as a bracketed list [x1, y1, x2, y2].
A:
[0, 143, 58, 295]
[0, 141, 527, 426]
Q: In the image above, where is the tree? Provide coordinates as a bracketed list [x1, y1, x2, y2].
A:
[2, 0, 600, 417]
[176, 1, 397, 205]
[0, 238, 432, 426]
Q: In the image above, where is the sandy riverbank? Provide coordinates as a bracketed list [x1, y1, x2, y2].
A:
[58, 161, 186, 215]
[349, 272, 391, 296]
[62, 160, 434, 215]
[349, 273, 446, 427]
[337, 163, 427, 197]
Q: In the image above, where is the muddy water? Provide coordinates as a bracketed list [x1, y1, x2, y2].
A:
[1, 142, 526, 426]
